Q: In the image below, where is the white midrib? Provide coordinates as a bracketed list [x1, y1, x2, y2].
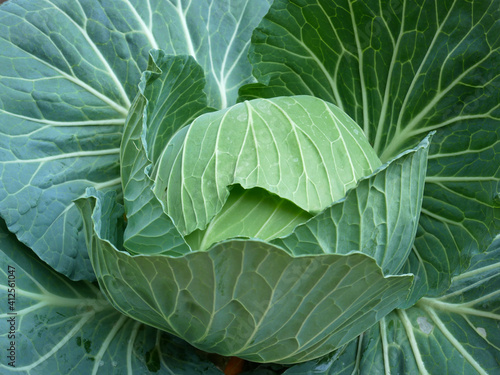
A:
[123, 0, 159, 50]
[2, 148, 120, 164]
[419, 295, 500, 320]
[0, 284, 110, 310]
[423, 305, 489, 375]
[93, 177, 122, 190]
[47, 0, 131, 108]
[0, 301, 47, 318]
[440, 274, 499, 301]
[0, 109, 125, 128]
[397, 309, 430, 375]
[351, 333, 364, 375]
[348, 1, 370, 139]
[216, 1, 249, 109]
[126, 321, 142, 375]
[176, 0, 197, 59]
[373, 1, 406, 154]
[91, 314, 128, 375]
[379, 318, 391, 375]
[9, 312, 94, 371]
[316, 0, 347, 110]
[453, 261, 500, 282]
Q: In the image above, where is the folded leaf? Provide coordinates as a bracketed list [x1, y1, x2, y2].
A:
[239, 0, 500, 303]
[120, 51, 215, 255]
[77, 188, 413, 364]
[154, 96, 381, 236]
[273, 134, 431, 275]
[0, 219, 222, 375]
[0, 0, 271, 280]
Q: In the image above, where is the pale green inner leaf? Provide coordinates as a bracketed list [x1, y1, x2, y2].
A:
[154, 95, 381, 236]
[185, 184, 313, 250]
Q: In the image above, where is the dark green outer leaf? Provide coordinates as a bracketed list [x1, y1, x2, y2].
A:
[283, 235, 500, 375]
[402, 123, 500, 304]
[241, 0, 500, 158]
[0, 219, 223, 374]
[77, 188, 413, 364]
[240, 0, 500, 303]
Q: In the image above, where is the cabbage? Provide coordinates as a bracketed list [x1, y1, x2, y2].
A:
[76, 53, 430, 363]
[0, 0, 498, 372]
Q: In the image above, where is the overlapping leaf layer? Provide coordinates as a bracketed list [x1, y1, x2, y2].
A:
[0, 0, 498, 373]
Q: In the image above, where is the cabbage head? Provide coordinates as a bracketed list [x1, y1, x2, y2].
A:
[77, 51, 431, 364]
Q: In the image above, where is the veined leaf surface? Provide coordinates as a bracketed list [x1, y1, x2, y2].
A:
[283, 236, 500, 375]
[240, 0, 500, 301]
[120, 51, 214, 255]
[273, 134, 430, 275]
[76, 188, 413, 364]
[0, 219, 223, 375]
[0, 0, 271, 280]
[154, 96, 381, 236]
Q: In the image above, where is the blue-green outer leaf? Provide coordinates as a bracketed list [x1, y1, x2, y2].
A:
[0, 219, 223, 374]
[0, 0, 271, 280]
